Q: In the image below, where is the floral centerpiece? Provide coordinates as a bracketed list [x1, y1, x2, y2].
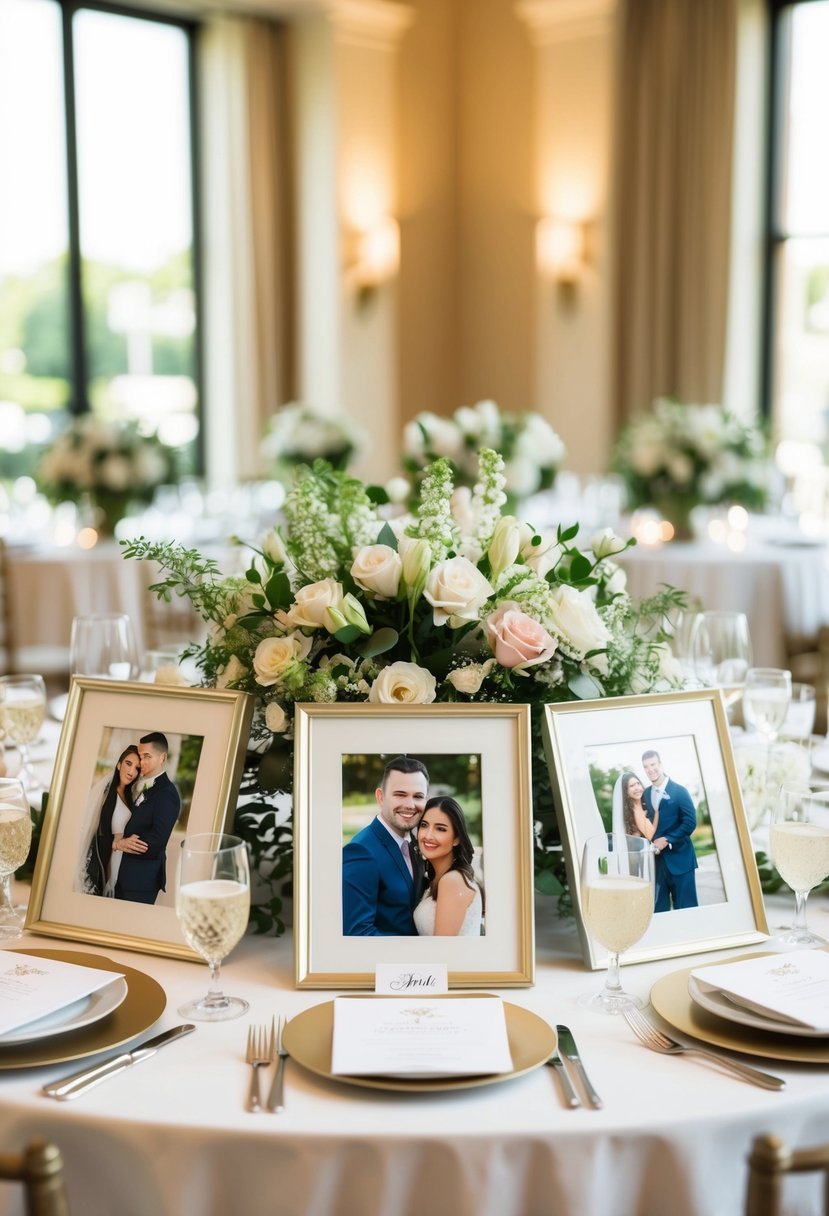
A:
[37, 416, 175, 534]
[611, 399, 771, 536]
[125, 449, 684, 934]
[260, 402, 367, 479]
[403, 399, 566, 510]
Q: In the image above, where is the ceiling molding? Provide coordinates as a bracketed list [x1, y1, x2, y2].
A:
[516, 0, 616, 45]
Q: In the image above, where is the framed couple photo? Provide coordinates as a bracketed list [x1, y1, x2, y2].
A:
[26, 677, 254, 960]
[543, 688, 768, 969]
[293, 703, 535, 988]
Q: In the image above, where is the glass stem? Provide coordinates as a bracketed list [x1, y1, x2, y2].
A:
[0, 875, 13, 913]
[793, 890, 810, 936]
[604, 951, 622, 994]
[203, 961, 227, 1008]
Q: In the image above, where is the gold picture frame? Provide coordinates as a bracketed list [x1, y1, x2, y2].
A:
[26, 677, 254, 960]
[294, 702, 535, 988]
[543, 688, 768, 969]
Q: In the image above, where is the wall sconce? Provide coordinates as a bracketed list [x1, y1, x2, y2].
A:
[346, 217, 400, 309]
[536, 217, 588, 308]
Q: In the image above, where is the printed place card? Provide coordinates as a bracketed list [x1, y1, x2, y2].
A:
[375, 964, 448, 995]
[0, 951, 124, 1037]
[331, 995, 514, 1078]
[691, 950, 829, 1031]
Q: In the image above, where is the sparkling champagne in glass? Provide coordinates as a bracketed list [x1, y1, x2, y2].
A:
[692, 610, 753, 708]
[580, 832, 655, 1013]
[176, 833, 250, 1021]
[0, 777, 33, 938]
[0, 675, 46, 794]
[770, 784, 829, 948]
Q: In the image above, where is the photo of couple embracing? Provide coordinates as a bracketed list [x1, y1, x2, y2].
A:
[341, 753, 485, 938]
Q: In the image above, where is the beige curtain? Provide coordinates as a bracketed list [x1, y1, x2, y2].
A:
[614, 0, 738, 422]
[199, 18, 292, 485]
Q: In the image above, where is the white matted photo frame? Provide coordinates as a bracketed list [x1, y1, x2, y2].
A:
[294, 702, 535, 988]
[26, 677, 254, 959]
[543, 688, 768, 969]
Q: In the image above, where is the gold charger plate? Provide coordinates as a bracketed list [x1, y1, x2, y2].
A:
[0, 948, 166, 1070]
[283, 995, 556, 1093]
[650, 955, 829, 1065]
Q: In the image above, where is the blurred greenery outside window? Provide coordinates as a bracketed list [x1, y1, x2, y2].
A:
[767, 0, 829, 456]
[0, 0, 201, 483]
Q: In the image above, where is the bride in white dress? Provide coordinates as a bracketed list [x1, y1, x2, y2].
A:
[413, 796, 483, 937]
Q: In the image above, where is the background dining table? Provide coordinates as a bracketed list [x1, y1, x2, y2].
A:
[1, 894, 829, 1216]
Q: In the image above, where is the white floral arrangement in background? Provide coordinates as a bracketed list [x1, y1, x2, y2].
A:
[731, 736, 811, 832]
[37, 416, 174, 510]
[403, 399, 566, 502]
[260, 402, 368, 477]
[611, 398, 771, 517]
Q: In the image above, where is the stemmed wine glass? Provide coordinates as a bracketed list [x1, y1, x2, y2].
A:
[669, 607, 702, 684]
[743, 667, 792, 818]
[0, 777, 33, 938]
[769, 784, 829, 948]
[176, 833, 251, 1021]
[692, 610, 753, 709]
[579, 832, 656, 1013]
[69, 613, 140, 681]
[0, 675, 47, 794]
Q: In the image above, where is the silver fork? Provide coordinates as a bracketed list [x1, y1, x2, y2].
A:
[246, 1023, 274, 1112]
[266, 1015, 288, 1112]
[623, 1006, 786, 1091]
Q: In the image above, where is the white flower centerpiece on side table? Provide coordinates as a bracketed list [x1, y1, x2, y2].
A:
[125, 449, 685, 934]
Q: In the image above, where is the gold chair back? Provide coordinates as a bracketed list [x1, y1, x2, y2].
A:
[746, 1132, 829, 1216]
[0, 1139, 71, 1216]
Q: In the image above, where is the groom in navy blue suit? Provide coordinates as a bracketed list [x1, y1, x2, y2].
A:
[115, 731, 181, 905]
[342, 756, 428, 936]
[642, 749, 699, 912]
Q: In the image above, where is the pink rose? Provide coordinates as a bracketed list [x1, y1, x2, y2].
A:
[484, 602, 557, 670]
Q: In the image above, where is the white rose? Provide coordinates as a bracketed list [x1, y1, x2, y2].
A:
[350, 544, 402, 599]
[261, 529, 288, 565]
[503, 456, 540, 497]
[446, 659, 495, 695]
[424, 557, 494, 627]
[252, 633, 312, 686]
[285, 579, 344, 631]
[368, 661, 437, 704]
[471, 399, 502, 443]
[216, 654, 247, 689]
[384, 476, 411, 504]
[590, 528, 627, 559]
[487, 516, 523, 581]
[514, 415, 565, 468]
[153, 666, 188, 687]
[601, 562, 628, 597]
[265, 702, 288, 732]
[548, 584, 611, 670]
[522, 529, 562, 580]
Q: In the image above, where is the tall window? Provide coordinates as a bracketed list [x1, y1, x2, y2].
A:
[0, 0, 200, 479]
[766, 0, 829, 451]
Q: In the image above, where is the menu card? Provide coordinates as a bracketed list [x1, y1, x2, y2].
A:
[691, 951, 829, 1031]
[331, 995, 514, 1078]
[0, 951, 124, 1037]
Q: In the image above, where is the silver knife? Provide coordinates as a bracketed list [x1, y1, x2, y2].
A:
[556, 1024, 603, 1109]
[42, 1024, 195, 1101]
[544, 1045, 581, 1108]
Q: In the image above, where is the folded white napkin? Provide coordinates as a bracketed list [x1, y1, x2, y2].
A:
[0, 951, 124, 1038]
[690, 950, 829, 1032]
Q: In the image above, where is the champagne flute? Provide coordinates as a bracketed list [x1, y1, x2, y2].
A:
[769, 783, 829, 947]
[743, 667, 792, 822]
[69, 613, 140, 680]
[669, 607, 702, 683]
[176, 833, 251, 1021]
[0, 675, 47, 794]
[0, 777, 33, 938]
[579, 832, 656, 1013]
[692, 610, 753, 708]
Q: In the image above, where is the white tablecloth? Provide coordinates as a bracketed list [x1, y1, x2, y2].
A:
[618, 538, 829, 667]
[1, 897, 829, 1216]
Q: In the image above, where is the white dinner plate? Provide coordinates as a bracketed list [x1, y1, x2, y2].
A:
[687, 974, 828, 1039]
[0, 976, 128, 1046]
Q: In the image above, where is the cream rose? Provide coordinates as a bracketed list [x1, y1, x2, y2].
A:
[153, 666, 188, 687]
[215, 654, 247, 689]
[368, 661, 437, 704]
[350, 544, 402, 599]
[285, 579, 344, 631]
[445, 659, 496, 695]
[590, 528, 627, 559]
[252, 633, 312, 687]
[265, 702, 288, 732]
[424, 557, 494, 627]
[548, 584, 611, 672]
[486, 516, 523, 581]
[484, 603, 557, 670]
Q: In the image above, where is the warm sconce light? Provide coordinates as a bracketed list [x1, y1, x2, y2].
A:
[536, 217, 588, 307]
[346, 217, 400, 308]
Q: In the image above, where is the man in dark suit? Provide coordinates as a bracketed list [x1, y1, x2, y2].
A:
[342, 756, 428, 935]
[114, 731, 181, 905]
[642, 748, 699, 912]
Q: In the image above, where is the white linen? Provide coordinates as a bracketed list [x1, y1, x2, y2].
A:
[2, 895, 829, 1216]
